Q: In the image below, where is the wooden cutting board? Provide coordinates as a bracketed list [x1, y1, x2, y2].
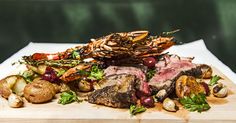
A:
[0, 67, 236, 123]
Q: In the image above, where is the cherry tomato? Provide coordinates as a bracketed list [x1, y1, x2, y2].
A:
[143, 57, 157, 68]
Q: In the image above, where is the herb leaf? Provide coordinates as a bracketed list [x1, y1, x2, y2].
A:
[88, 65, 104, 80]
[146, 69, 156, 81]
[58, 91, 82, 105]
[162, 29, 180, 36]
[20, 70, 36, 83]
[129, 105, 146, 115]
[77, 69, 90, 76]
[209, 75, 221, 86]
[180, 93, 210, 113]
[71, 50, 80, 59]
[56, 69, 66, 77]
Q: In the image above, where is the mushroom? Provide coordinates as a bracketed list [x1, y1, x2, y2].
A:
[212, 83, 228, 98]
[200, 64, 212, 79]
[8, 93, 24, 108]
[163, 98, 178, 112]
[78, 79, 93, 92]
[155, 89, 167, 102]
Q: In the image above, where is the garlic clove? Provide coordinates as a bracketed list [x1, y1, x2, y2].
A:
[155, 89, 167, 102]
[163, 98, 178, 112]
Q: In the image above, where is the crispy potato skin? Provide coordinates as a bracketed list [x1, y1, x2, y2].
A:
[0, 75, 21, 99]
[0, 79, 12, 98]
[24, 79, 56, 103]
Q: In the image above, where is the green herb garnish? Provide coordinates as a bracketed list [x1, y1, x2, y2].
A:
[209, 75, 221, 86]
[71, 50, 80, 59]
[129, 105, 146, 115]
[77, 69, 90, 76]
[88, 65, 104, 80]
[56, 69, 66, 77]
[180, 93, 210, 113]
[23, 55, 81, 67]
[20, 70, 36, 83]
[146, 69, 156, 81]
[58, 91, 82, 105]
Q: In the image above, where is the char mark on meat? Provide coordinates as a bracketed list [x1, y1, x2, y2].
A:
[88, 74, 138, 108]
[104, 66, 150, 95]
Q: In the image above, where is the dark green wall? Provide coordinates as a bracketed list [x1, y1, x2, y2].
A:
[0, 0, 235, 71]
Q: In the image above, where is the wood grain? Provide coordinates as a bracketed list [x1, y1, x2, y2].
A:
[0, 67, 236, 123]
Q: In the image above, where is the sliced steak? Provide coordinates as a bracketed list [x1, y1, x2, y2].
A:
[104, 66, 150, 95]
[149, 54, 204, 101]
[88, 74, 138, 108]
[104, 66, 146, 82]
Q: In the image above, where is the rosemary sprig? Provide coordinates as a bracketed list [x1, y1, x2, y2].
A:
[23, 56, 81, 67]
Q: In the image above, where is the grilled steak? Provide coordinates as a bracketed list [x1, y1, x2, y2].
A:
[149, 54, 204, 101]
[104, 66, 151, 95]
[104, 66, 146, 82]
[88, 74, 138, 108]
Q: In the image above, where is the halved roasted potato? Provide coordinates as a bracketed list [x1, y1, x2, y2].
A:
[0, 75, 27, 98]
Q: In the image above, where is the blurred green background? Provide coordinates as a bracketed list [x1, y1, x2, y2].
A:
[0, 0, 235, 72]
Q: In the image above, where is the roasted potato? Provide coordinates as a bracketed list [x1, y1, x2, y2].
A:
[24, 79, 56, 103]
[12, 77, 27, 96]
[175, 75, 205, 98]
[0, 79, 12, 98]
[0, 75, 27, 98]
[52, 82, 70, 93]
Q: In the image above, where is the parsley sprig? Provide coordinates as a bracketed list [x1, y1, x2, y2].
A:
[71, 50, 80, 59]
[209, 75, 221, 86]
[180, 93, 210, 113]
[58, 91, 82, 105]
[88, 65, 104, 80]
[129, 105, 146, 115]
